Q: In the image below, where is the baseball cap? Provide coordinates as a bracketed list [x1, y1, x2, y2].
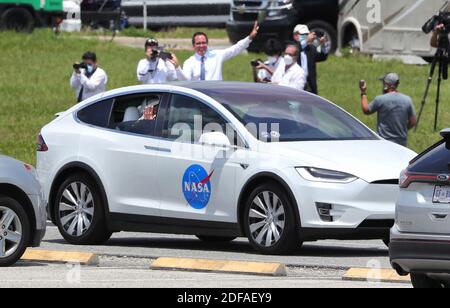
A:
[145, 38, 159, 48]
[293, 24, 310, 35]
[379, 73, 400, 85]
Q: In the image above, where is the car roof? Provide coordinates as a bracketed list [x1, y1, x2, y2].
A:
[171, 81, 309, 98]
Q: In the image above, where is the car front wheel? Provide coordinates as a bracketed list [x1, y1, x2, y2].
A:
[244, 183, 301, 255]
[54, 173, 112, 245]
[0, 197, 30, 267]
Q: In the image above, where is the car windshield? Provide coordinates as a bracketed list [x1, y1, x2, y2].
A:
[203, 89, 378, 142]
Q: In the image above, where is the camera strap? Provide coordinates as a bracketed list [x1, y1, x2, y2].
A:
[148, 59, 160, 79]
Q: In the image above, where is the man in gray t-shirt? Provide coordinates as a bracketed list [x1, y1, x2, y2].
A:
[359, 73, 417, 147]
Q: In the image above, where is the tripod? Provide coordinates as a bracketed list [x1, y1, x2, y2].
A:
[416, 35, 450, 132]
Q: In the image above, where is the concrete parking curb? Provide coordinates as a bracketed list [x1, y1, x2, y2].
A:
[150, 257, 287, 276]
[21, 249, 99, 266]
[343, 268, 411, 284]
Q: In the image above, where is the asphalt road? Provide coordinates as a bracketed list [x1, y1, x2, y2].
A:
[2, 256, 409, 288]
[40, 224, 392, 269]
[0, 225, 412, 288]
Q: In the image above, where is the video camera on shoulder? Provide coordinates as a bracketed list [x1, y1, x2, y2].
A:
[423, 1, 450, 34]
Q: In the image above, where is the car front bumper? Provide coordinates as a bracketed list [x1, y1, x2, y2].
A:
[390, 225, 450, 274]
[28, 193, 47, 247]
[283, 168, 398, 240]
[226, 13, 297, 50]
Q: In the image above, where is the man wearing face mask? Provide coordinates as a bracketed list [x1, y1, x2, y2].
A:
[271, 43, 306, 91]
[293, 24, 329, 94]
[359, 73, 417, 147]
[70, 52, 108, 103]
[255, 39, 284, 83]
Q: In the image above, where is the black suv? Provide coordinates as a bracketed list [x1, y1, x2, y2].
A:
[227, 0, 338, 52]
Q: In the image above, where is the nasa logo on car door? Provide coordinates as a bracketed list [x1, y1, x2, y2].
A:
[182, 164, 214, 209]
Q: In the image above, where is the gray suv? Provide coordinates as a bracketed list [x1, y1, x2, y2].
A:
[390, 129, 450, 288]
[0, 155, 46, 266]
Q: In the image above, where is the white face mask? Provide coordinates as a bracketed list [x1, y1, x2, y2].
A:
[267, 56, 278, 64]
[284, 55, 294, 66]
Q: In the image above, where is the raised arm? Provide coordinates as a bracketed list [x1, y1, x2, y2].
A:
[221, 21, 259, 62]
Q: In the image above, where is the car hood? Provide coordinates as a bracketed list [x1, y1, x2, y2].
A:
[263, 140, 417, 183]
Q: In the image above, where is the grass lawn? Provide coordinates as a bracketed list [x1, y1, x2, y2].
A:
[0, 29, 448, 165]
[68, 26, 228, 39]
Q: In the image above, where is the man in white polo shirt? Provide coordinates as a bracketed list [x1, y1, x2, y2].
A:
[271, 43, 306, 91]
[175, 22, 259, 81]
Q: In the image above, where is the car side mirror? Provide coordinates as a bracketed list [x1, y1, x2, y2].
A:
[199, 132, 231, 148]
[440, 129, 450, 149]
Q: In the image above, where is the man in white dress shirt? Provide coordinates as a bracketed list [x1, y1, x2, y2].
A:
[137, 38, 178, 84]
[70, 51, 108, 102]
[175, 22, 259, 81]
[271, 43, 306, 91]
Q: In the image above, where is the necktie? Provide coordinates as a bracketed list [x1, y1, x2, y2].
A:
[200, 56, 206, 81]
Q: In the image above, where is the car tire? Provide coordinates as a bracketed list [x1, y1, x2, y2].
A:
[54, 173, 112, 245]
[307, 20, 338, 54]
[0, 196, 31, 267]
[0, 8, 35, 33]
[411, 273, 447, 288]
[243, 182, 301, 255]
[196, 235, 237, 242]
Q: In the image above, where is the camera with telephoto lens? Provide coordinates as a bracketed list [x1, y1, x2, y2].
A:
[251, 59, 263, 67]
[73, 62, 88, 70]
[422, 3, 450, 34]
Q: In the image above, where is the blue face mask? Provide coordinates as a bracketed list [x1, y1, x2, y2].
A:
[300, 35, 308, 49]
[86, 65, 94, 74]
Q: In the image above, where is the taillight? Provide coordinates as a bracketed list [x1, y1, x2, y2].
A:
[37, 133, 48, 152]
[399, 169, 409, 188]
[399, 169, 440, 188]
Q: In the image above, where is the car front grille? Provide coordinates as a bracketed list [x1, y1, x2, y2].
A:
[232, 12, 259, 21]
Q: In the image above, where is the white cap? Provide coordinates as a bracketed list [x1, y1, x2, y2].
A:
[293, 24, 310, 35]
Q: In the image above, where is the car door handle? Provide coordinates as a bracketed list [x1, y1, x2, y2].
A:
[144, 145, 171, 153]
[431, 213, 448, 220]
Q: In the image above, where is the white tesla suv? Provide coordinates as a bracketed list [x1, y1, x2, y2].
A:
[37, 82, 416, 254]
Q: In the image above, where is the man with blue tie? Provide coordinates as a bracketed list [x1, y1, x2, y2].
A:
[175, 22, 259, 81]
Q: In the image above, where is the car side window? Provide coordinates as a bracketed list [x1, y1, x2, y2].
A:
[109, 93, 163, 137]
[165, 94, 237, 144]
[77, 99, 114, 127]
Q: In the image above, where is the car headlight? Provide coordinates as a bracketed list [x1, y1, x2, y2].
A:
[296, 167, 358, 184]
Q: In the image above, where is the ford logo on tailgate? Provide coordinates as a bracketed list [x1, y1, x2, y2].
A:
[437, 174, 449, 182]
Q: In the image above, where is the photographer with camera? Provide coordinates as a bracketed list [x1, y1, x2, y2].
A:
[271, 43, 306, 91]
[252, 39, 284, 83]
[70, 52, 108, 103]
[359, 73, 417, 147]
[293, 24, 329, 95]
[137, 38, 179, 84]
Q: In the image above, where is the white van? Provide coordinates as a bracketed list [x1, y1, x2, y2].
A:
[338, 0, 449, 58]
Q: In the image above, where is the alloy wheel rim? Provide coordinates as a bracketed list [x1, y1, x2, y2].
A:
[248, 191, 285, 247]
[0, 206, 23, 258]
[59, 182, 94, 237]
